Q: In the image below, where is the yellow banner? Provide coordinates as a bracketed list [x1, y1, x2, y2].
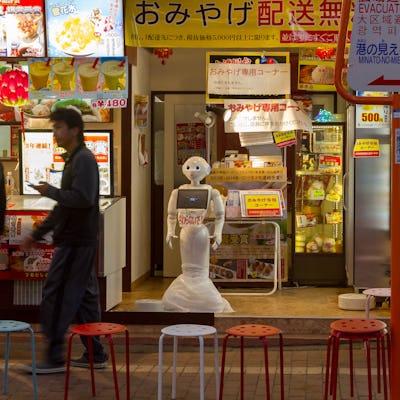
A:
[125, 0, 352, 48]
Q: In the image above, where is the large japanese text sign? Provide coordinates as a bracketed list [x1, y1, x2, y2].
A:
[125, 0, 352, 48]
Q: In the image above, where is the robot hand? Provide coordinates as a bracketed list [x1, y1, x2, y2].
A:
[210, 233, 222, 251]
[166, 234, 178, 250]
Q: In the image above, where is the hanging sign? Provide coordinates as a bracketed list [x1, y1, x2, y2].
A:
[273, 131, 296, 148]
[224, 99, 313, 133]
[126, 0, 351, 48]
[353, 138, 380, 158]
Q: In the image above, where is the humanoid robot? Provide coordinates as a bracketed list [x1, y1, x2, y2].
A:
[162, 156, 233, 313]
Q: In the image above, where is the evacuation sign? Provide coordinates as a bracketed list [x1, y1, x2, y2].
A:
[348, 0, 400, 91]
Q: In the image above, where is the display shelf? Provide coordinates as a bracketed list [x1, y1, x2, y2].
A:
[292, 123, 346, 285]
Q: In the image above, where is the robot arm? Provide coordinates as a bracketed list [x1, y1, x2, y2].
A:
[166, 189, 179, 249]
[210, 188, 225, 250]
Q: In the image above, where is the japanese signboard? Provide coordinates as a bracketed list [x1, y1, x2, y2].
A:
[125, 0, 351, 48]
[240, 190, 283, 217]
[206, 52, 290, 102]
[45, 0, 124, 57]
[0, 0, 45, 57]
[353, 138, 380, 158]
[348, 0, 400, 91]
[224, 99, 313, 133]
[175, 123, 206, 165]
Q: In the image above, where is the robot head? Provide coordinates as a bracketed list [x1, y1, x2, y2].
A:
[182, 156, 211, 182]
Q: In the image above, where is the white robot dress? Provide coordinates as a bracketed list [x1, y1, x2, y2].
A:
[162, 157, 233, 313]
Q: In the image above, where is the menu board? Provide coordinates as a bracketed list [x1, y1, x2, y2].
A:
[20, 130, 113, 196]
[45, 0, 124, 57]
[0, 0, 45, 57]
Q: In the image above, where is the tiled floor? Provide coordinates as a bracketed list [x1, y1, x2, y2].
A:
[0, 342, 390, 399]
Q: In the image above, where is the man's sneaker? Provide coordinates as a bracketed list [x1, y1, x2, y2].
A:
[21, 361, 66, 374]
[70, 354, 108, 369]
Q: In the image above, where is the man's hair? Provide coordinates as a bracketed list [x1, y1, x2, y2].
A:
[50, 107, 84, 142]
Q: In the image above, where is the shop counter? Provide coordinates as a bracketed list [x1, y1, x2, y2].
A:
[0, 195, 126, 311]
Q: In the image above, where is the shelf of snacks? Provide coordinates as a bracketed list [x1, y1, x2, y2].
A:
[292, 123, 346, 286]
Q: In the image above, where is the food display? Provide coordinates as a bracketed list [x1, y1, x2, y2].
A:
[294, 124, 344, 255]
[45, 1, 124, 57]
[0, 1, 45, 57]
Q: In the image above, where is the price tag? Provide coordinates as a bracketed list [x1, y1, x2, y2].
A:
[91, 98, 128, 109]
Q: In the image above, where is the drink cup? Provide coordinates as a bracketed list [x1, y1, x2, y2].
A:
[53, 61, 75, 90]
[101, 60, 125, 90]
[78, 62, 99, 92]
[29, 61, 50, 90]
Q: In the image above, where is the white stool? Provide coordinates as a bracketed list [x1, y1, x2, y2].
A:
[363, 288, 391, 318]
[158, 324, 219, 400]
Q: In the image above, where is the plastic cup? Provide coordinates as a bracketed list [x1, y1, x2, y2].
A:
[101, 60, 125, 90]
[78, 62, 99, 92]
[53, 61, 75, 90]
[29, 61, 50, 90]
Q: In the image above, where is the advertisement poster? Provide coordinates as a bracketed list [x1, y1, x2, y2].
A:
[28, 56, 128, 101]
[355, 91, 390, 129]
[0, 211, 53, 280]
[176, 123, 206, 165]
[134, 95, 148, 128]
[0, 0, 45, 57]
[21, 130, 113, 196]
[45, 0, 124, 58]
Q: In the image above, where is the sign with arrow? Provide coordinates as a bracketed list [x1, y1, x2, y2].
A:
[348, 0, 400, 91]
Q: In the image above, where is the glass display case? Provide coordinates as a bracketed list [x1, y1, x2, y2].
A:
[292, 123, 346, 285]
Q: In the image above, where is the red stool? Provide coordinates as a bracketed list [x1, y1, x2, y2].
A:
[64, 322, 130, 400]
[324, 318, 390, 400]
[219, 324, 284, 400]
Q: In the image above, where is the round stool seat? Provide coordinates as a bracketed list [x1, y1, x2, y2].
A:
[161, 323, 216, 337]
[0, 320, 31, 332]
[330, 319, 387, 334]
[226, 324, 282, 337]
[71, 322, 128, 336]
[363, 288, 391, 298]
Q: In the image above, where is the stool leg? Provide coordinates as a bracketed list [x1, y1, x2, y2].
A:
[158, 333, 165, 400]
[213, 332, 220, 400]
[3, 332, 10, 394]
[381, 333, 388, 400]
[87, 336, 96, 396]
[240, 336, 244, 400]
[331, 336, 340, 400]
[219, 334, 229, 400]
[261, 337, 271, 400]
[125, 330, 130, 400]
[64, 332, 75, 400]
[376, 334, 381, 393]
[27, 327, 37, 400]
[199, 336, 205, 400]
[324, 335, 332, 400]
[279, 333, 284, 400]
[172, 335, 178, 399]
[106, 334, 120, 400]
[364, 338, 373, 400]
[366, 295, 372, 318]
[349, 339, 354, 398]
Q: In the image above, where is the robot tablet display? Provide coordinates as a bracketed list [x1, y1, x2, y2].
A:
[163, 156, 233, 313]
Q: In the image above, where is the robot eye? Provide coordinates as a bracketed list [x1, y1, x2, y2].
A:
[186, 165, 190, 170]
[195, 166, 200, 170]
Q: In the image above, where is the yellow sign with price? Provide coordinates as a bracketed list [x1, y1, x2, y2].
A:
[273, 130, 296, 148]
[353, 138, 380, 158]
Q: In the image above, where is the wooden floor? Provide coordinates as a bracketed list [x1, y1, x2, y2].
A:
[113, 277, 391, 319]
